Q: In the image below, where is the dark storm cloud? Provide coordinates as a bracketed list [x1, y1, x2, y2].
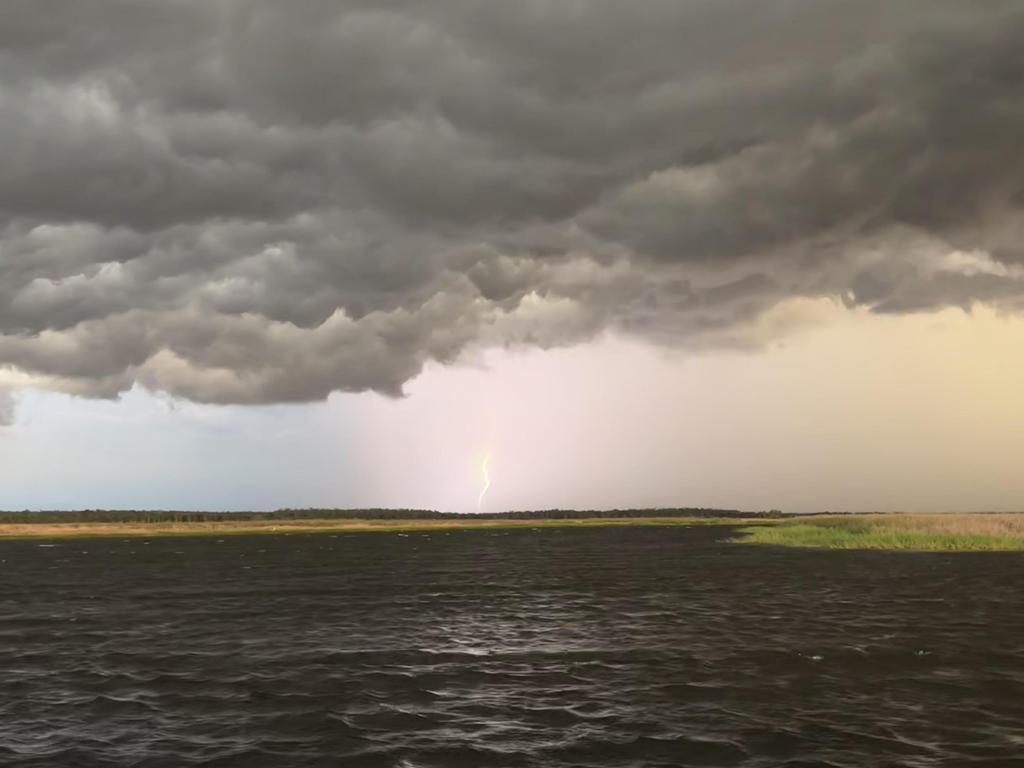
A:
[3, 1, 1024, 403]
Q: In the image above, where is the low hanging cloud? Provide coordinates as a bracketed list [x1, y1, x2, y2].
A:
[3, 1, 1024, 404]
[0, 388, 14, 426]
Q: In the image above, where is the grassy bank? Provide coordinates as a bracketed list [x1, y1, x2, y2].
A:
[9, 512, 1022, 550]
[735, 513, 1024, 551]
[0, 516, 749, 541]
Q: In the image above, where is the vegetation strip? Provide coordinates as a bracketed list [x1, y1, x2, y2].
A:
[0, 516, 751, 541]
[735, 514, 1024, 551]
[5, 511, 1024, 550]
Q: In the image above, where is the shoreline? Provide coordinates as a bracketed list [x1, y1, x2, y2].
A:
[3, 513, 1024, 551]
[0, 516, 746, 541]
[734, 513, 1024, 552]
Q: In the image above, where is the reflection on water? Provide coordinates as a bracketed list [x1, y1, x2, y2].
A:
[1, 526, 1023, 766]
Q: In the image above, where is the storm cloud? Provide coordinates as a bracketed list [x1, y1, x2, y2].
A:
[3, 1, 1024, 403]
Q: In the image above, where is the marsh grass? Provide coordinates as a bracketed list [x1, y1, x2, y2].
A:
[0, 516, 747, 541]
[736, 514, 1024, 551]
[11, 512, 1022, 550]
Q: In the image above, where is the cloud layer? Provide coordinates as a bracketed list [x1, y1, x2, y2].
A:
[3, 1, 1024, 403]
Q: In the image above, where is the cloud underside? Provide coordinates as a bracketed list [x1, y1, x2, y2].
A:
[3, 1, 1024, 404]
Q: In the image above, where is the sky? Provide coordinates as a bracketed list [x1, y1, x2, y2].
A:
[2, 2, 1024, 512]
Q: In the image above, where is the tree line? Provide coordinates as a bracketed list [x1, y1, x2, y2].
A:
[0, 507, 785, 524]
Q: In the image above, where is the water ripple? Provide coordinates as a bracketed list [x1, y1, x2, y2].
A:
[1, 526, 1023, 766]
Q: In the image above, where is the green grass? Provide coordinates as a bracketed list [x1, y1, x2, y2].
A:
[735, 517, 1024, 551]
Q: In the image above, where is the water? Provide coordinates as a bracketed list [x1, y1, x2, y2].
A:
[2, 525, 1024, 767]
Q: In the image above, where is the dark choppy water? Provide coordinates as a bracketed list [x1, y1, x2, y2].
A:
[2, 526, 1024, 767]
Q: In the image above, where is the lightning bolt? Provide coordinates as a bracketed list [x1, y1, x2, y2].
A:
[477, 454, 491, 511]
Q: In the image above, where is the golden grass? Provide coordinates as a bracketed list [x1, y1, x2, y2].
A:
[868, 513, 1024, 537]
[0, 516, 750, 540]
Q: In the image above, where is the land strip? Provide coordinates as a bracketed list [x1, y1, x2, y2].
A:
[0, 516, 748, 540]
[5, 512, 1024, 550]
[735, 513, 1024, 551]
